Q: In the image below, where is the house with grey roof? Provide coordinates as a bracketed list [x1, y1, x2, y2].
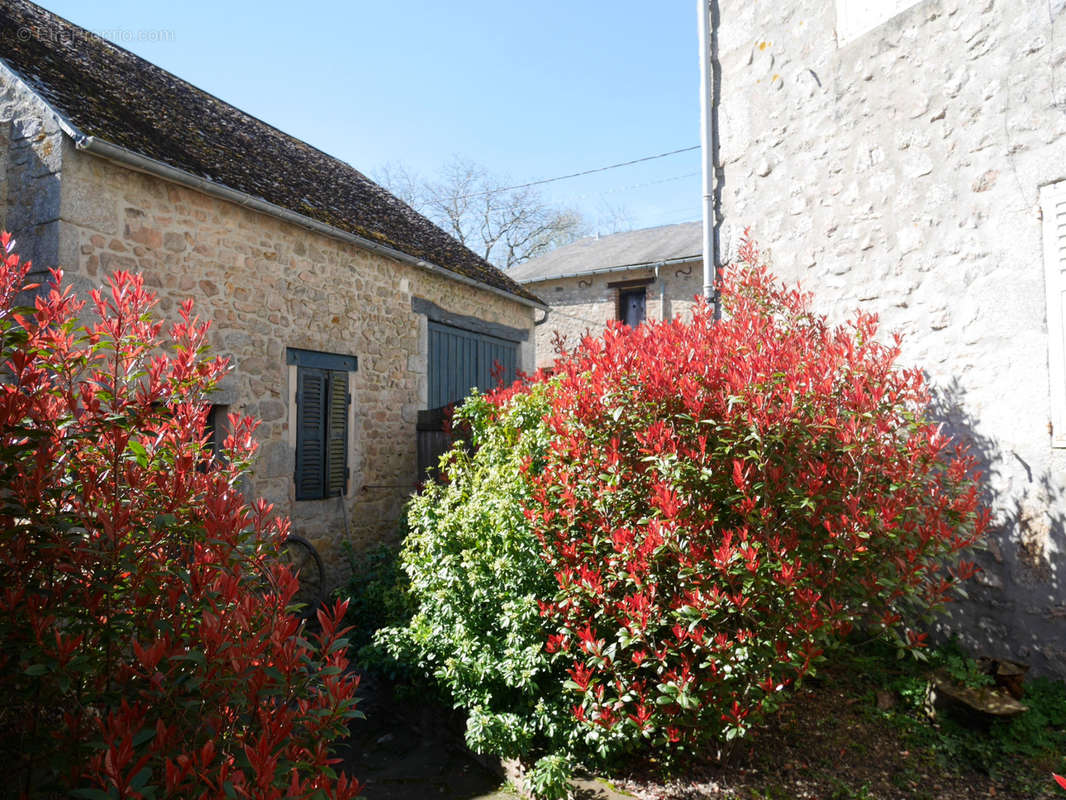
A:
[508, 221, 703, 368]
[0, 0, 545, 578]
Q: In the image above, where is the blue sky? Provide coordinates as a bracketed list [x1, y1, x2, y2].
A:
[44, 1, 702, 233]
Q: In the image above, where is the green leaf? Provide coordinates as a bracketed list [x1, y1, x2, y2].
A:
[126, 439, 149, 467]
[132, 727, 157, 748]
[170, 650, 206, 665]
[129, 766, 153, 791]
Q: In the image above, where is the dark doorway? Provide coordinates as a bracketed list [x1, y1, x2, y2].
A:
[618, 287, 646, 328]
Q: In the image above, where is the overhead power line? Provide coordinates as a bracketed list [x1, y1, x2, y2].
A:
[561, 171, 701, 203]
[456, 145, 700, 199]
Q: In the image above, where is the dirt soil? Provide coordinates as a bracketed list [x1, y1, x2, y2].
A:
[613, 678, 1053, 800]
[339, 665, 1062, 800]
[337, 671, 507, 799]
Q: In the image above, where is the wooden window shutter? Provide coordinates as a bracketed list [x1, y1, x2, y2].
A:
[289, 348, 356, 501]
[325, 370, 350, 496]
[1043, 182, 1066, 447]
[295, 367, 327, 499]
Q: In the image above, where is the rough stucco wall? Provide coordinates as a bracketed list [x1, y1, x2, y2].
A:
[49, 142, 533, 585]
[531, 264, 704, 369]
[717, 0, 1066, 672]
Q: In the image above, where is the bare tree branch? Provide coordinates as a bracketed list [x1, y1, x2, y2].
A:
[375, 161, 424, 209]
[375, 156, 587, 269]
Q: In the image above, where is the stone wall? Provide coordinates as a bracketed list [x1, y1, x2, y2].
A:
[530, 263, 703, 368]
[0, 64, 64, 281]
[716, 0, 1066, 672]
[45, 141, 533, 585]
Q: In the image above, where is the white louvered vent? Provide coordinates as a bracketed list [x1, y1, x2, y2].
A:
[1041, 181, 1066, 448]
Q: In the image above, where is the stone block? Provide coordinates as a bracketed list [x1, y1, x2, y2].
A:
[163, 231, 187, 251]
[30, 174, 61, 224]
[256, 440, 291, 479]
[258, 398, 285, 422]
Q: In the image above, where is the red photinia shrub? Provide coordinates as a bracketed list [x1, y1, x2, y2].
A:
[518, 236, 987, 752]
[0, 235, 360, 798]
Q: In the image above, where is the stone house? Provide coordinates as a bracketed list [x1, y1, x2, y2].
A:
[709, 0, 1066, 672]
[0, 0, 545, 579]
[508, 221, 705, 369]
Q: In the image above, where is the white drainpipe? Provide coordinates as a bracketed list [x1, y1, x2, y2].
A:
[654, 261, 666, 321]
[698, 0, 718, 312]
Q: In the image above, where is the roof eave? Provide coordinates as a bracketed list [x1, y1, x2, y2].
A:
[516, 254, 703, 285]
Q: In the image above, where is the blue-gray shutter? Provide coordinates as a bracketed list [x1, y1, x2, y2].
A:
[428, 322, 519, 408]
[428, 322, 479, 408]
[295, 367, 326, 500]
[325, 370, 349, 497]
[479, 337, 517, 391]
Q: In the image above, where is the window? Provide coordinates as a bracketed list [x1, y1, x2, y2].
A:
[618, 287, 647, 328]
[1041, 181, 1066, 447]
[288, 348, 357, 500]
[427, 322, 518, 409]
[197, 404, 229, 472]
[204, 404, 229, 457]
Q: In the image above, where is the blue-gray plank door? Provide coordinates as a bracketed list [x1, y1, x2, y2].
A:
[427, 321, 518, 408]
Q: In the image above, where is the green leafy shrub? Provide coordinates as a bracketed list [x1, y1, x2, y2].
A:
[377, 387, 572, 768]
[1004, 678, 1066, 759]
[525, 752, 573, 800]
[379, 236, 987, 794]
[338, 539, 416, 674]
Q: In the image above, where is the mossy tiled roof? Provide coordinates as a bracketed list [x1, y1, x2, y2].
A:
[0, 0, 540, 305]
